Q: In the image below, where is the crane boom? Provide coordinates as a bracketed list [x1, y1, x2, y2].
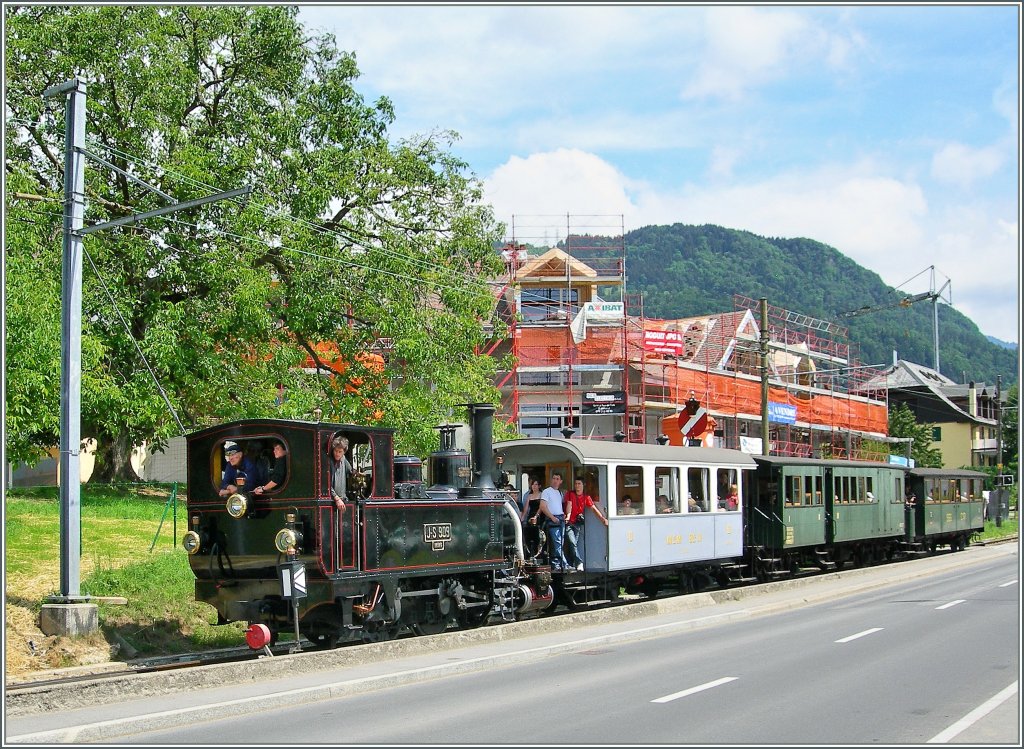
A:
[839, 289, 936, 318]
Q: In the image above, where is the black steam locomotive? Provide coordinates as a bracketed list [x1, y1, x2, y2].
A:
[183, 403, 988, 649]
[183, 404, 545, 648]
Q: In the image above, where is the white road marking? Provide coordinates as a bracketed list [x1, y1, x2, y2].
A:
[927, 681, 1018, 743]
[651, 676, 738, 703]
[998, 579, 1017, 587]
[834, 627, 883, 643]
[934, 599, 965, 610]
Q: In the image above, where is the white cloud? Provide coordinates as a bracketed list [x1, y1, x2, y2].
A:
[931, 142, 1006, 186]
[682, 7, 861, 100]
[484, 149, 638, 223]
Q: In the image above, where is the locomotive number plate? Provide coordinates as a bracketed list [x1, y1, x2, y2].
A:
[424, 522, 453, 551]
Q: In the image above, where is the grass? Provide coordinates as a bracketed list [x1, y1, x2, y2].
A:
[3, 485, 1018, 677]
[4, 483, 246, 677]
[978, 517, 1018, 540]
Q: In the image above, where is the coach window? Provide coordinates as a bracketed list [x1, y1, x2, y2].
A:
[785, 475, 802, 507]
[616, 465, 644, 515]
[715, 468, 739, 510]
[811, 475, 823, 505]
[893, 476, 904, 504]
[655, 467, 680, 513]
[940, 479, 953, 502]
[687, 467, 710, 512]
[802, 474, 814, 506]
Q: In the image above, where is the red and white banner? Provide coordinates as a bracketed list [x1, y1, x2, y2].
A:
[643, 329, 683, 355]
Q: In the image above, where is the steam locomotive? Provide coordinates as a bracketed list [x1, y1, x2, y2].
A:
[182, 403, 988, 648]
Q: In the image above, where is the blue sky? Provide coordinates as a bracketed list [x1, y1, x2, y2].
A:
[299, 4, 1020, 344]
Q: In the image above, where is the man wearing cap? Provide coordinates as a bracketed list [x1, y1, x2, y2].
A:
[219, 441, 258, 497]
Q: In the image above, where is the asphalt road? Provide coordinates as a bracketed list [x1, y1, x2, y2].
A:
[6, 543, 1019, 745]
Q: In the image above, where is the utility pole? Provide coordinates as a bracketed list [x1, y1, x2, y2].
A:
[760, 297, 770, 456]
[39, 78, 250, 637]
[43, 79, 89, 626]
[995, 374, 1003, 527]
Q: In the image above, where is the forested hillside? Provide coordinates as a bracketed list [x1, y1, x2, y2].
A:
[582, 224, 1017, 386]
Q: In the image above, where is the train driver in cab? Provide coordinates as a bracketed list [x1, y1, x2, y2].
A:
[219, 441, 258, 498]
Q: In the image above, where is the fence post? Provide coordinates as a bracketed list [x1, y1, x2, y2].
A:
[149, 483, 179, 552]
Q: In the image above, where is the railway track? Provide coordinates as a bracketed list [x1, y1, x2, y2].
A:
[4, 642, 311, 694]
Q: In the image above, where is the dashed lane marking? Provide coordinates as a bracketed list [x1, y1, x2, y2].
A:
[651, 677, 739, 703]
[835, 627, 883, 643]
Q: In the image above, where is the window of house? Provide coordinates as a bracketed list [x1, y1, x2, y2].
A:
[521, 287, 579, 322]
[932, 426, 942, 442]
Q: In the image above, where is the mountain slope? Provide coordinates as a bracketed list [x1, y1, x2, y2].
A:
[621, 224, 1018, 386]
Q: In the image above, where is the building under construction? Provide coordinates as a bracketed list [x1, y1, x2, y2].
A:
[486, 215, 892, 460]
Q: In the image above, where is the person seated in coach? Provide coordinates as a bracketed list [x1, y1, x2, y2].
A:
[657, 494, 673, 513]
[618, 495, 637, 515]
[687, 494, 702, 513]
[719, 484, 738, 511]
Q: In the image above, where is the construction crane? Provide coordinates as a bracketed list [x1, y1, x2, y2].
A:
[841, 289, 939, 319]
[838, 266, 952, 372]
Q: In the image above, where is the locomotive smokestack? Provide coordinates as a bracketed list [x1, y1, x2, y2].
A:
[464, 402, 496, 495]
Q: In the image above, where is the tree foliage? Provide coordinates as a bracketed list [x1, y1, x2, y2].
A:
[999, 383, 1018, 474]
[5, 6, 506, 476]
[887, 402, 943, 468]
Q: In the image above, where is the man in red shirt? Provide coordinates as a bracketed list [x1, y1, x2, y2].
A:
[564, 477, 608, 570]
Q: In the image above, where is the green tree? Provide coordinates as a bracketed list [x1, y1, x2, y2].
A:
[999, 383, 1018, 475]
[5, 6, 505, 476]
[888, 402, 943, 468]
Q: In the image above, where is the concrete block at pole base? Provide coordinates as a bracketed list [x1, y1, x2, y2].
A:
[39, 603, 99, 637]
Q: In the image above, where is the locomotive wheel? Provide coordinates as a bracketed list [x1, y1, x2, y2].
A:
[457, 606, 489, 630]
[361, 622, 400, 643]
[309, 631, 339, 649]
[412, 612, 450, 636]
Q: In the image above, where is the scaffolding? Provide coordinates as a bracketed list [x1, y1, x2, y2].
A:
[493, 214, 627, 438]
[489, 222, 891, 458]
